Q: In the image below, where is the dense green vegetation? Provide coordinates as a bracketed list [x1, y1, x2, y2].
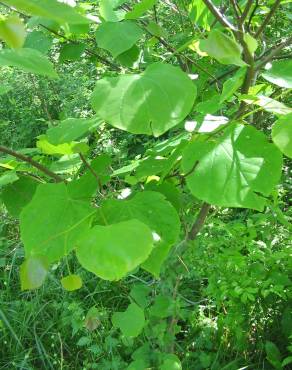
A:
[0, 0, 291, 369]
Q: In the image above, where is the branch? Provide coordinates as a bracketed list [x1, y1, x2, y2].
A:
[255, 0, 282, 37]
[79, 153, 102, 190]
[240, 0, 254, 24]
[188, 203, 211, 240]
[0, 146, 63, 182]
[255, 36, 292, 70]
[202, 0, 237, 31]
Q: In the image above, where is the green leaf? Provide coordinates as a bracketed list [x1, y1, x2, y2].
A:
[2, 0, 89, 25]
[146, 21, 167, 37]
[0, 171, 18, 187]
[272, 113, 292, 158]
[2, 176, 38, 217]
[243, 33, 258, 54]
[95, 191, 180, 276]
[95, 21, 143, 58]
[20, 183, 94, 263]
[189, 0, 215, 30]
[20, 256, 48, 290]
[46, 117, 102, 145]
[265, 341, 282, 369]
[160, 354, 182, 370]
[116, 45, 140, 68]
[200, 30, 246, 67]
[61, 274, 82, 291]
[37, 136, 89, 155]
[244, 95, 292, 116]
[182, 124, 282, 211]
[125, 0, 157, 19]
[149, 295, 174, 318]
[68, 154, 112, 199]
[91, 62, 196, 137]
[24, 30, 52, 54]
[220, 67, 246, 103]
[59, 43, 86, 62]
[130, 284, 151, 308]
[76, 219, 153, 280]
[0, 15, 26, 48]
[262, 59, 292, 88]
[99, 0, 126, 22]
[196, 96, 221, 115]
[0, 48, 58, 78]
[112, 303, 145, 337]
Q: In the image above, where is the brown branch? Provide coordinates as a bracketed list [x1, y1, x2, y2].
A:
[202, 0, 237, 31]
[247, 0, 259, 31]
[240, 0, 254, 24]
[255, 36, 292, 70]
[188, 203, 211, 240]
[0, 145, 63, 182]
[255, 0, 282, 37]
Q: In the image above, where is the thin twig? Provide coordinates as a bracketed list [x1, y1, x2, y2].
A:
[0, 145, 63, 182]
[79, 153, 103, 191]
[255, 36, 292, 70]
[202, 0, 237, 31]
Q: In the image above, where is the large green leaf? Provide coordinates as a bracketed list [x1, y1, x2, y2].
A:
[0, 15, 26, 48]
[2, 176, 38, 217]
[262, 59, 292, 88]
[272, 113, 292, 158]
[0, 48, 58, 78]
[24, 30, 52, 54]
[20, 183, 95, 262]
[2, 0, 89, 25]
[91, 62, 196, 137]
[76, 219, 153, 280]
[182, 124, 282, 211]
[112, 303, 145, 337]
[200, 30, 246, 67]
[95, 21, 143, 58]
[95, 191, 180, 276]
[46, 117, 102, 145]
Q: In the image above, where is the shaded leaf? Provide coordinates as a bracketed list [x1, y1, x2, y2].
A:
[20, 256, 48, 290]
[2, 176, 38, 217]
[20, 183, 94, 262]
